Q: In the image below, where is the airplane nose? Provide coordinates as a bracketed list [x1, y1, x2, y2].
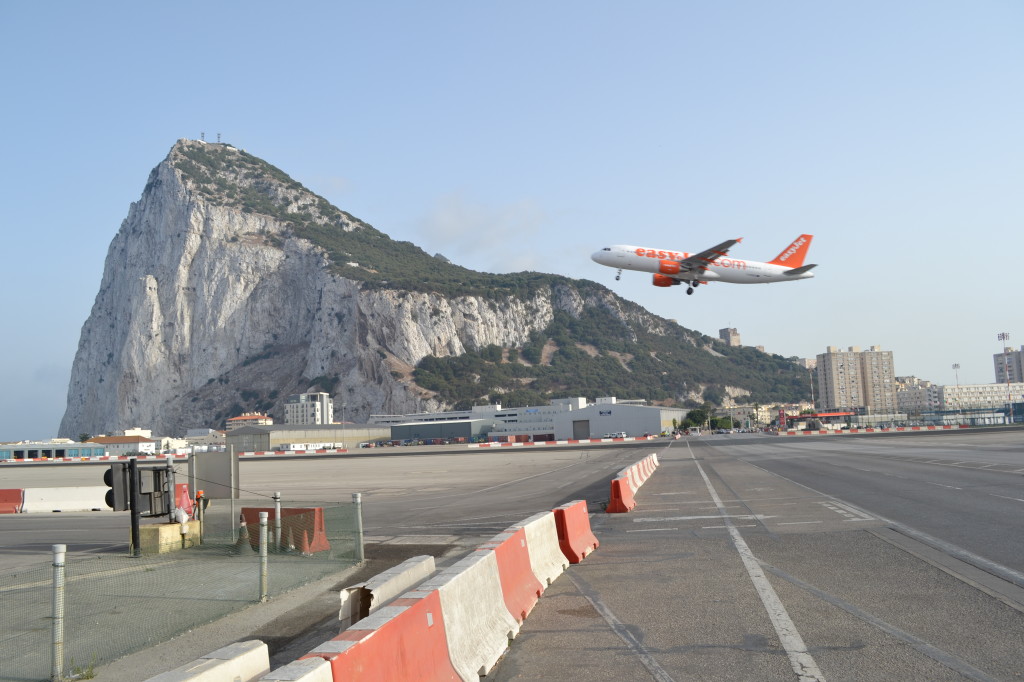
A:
[591, 249, 610, 264]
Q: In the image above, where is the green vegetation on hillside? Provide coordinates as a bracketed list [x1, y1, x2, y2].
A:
[415, 307, 811, 408]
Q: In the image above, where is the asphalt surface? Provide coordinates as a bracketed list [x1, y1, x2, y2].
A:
[3, 430, 1024, 680]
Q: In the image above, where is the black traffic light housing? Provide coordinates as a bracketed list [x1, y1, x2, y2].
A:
[103, 462, 130, 511]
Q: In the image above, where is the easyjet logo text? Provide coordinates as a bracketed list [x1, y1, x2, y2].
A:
[634, 248, 746, 269]
[777, 237, 806, 262]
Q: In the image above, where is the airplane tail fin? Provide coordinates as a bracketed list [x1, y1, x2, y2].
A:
[768, 234, 813, 268]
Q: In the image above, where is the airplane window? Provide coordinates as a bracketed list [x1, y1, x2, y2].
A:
[603, 247, 611, 251]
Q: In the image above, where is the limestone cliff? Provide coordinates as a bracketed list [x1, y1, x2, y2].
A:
[60, 140, 805, 437]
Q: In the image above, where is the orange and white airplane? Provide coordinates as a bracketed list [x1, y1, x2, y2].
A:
[591, 234, 817, 295]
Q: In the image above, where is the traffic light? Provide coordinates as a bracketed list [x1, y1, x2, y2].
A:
[103, 462, 130, 511]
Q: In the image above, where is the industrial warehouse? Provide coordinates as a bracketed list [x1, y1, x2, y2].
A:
[226, 397, 682, 452]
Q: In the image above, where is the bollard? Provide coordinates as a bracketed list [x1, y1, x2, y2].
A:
[352, 492, 365, 563]
[259, 511, 269, 602]
[51, 544, 66, 682]
[273, 491, 282, 552]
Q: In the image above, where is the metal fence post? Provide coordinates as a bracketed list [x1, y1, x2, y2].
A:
[51, 544, 66, 682]
[273, 491, 282, 552]
[352, 493, 364, 563]
[258, 512, 269, 602]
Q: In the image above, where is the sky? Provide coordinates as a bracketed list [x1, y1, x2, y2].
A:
[2, 2, 1022, 441]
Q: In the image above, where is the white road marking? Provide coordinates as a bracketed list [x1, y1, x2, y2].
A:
[926, 482, 962, 490]
[633, 514, 775, 523]
[702, 524, 757, 529]
[989, 494, 1024, 503]
[779, 521, 822, 526]
[688, 445, 826, 681]
[627, 528, 679, 533]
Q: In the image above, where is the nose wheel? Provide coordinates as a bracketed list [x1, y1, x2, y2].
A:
[686, 287, 694, 295]
[615, 269, 622, 281]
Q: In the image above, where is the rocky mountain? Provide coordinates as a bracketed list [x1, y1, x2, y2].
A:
[59, 140, 809, 437]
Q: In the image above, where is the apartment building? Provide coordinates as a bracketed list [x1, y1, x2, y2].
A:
[285, 392, 334, 425]
[994, 345, 1024, 384]
[816, 345, 896, 412]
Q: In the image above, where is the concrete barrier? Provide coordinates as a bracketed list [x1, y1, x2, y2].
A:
[0, 489, 23, 513]
[508, 511, 567, 587]
[146, 640, 269, 682]
[303, 589, 461, 681]
[339, 554, 436, 628]
[21, 486, 107, 513]
[241, 507, 330, 554]
[606, 453, 659, 513]
[477, 528, 544, 624]
[416, 550, 520, 680]
[552, 500, 599, 563]
[258, 658, 332, 682]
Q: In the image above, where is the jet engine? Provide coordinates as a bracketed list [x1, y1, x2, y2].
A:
[658, 260, 681, 275]
[652, 274, 680, 287]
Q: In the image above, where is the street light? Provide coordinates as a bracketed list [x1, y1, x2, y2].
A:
[952, 363, 961, 424]
[997, 333, 1014, 425]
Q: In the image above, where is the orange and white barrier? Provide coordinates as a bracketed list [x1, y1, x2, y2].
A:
[0, 489, 23, 513]
[338, 555, 436, 628]
[293, 504, 599, 682]
[302, 589, 461, 681]
[240, 507, 330, 554]
[606, 453, 659, 513]
[418, 551, 521, 680]
[476, 527, 544, 624]
[145, 640, 269, 681]
[508, 511, 568, 587]
[259, 658, 332, 682]
[553, 500, 600, 563]
[778, 425, 970, 436]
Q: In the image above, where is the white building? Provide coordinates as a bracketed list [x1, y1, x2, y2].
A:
[285, 392, 334, 425]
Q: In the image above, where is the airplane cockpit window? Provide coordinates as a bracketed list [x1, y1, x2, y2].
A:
[602, 247, 611, 251]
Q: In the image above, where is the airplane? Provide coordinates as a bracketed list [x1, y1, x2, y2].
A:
[591, 234, 817, 295]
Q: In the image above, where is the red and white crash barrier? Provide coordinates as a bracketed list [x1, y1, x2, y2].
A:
[606, 453, 660, 513]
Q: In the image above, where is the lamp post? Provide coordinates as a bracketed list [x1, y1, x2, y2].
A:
[952, 363, 961, 424]
[997, 333, 1013, 425]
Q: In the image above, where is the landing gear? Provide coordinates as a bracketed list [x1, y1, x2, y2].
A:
[686, 287, 694, 295]
[615, 269, 622, 281]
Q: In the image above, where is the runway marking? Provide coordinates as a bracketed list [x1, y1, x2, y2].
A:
[702, 524, 757, 529]
[687, 444, 825, 681]
[989, 494, 1024, 504]
[927, 482, 962, 490]
[633, 514, 775, 523]
[566, 572, 678, 682]
[627, 528, 679, 533]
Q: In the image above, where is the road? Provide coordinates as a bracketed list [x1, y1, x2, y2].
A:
[3, 430, 1023, 679]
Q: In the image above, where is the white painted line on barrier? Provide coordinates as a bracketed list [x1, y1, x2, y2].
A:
[687, 442, 825, 682]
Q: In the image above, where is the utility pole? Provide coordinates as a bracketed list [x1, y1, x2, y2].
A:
[998, 333, 1014, 425]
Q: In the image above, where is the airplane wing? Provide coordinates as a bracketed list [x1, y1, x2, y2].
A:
[677, 238, 742, 277]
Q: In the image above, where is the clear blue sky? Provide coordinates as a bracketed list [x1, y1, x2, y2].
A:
[2, 2, 1022, 441]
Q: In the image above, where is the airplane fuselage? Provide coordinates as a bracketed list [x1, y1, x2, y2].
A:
[591, 245, 815, 284]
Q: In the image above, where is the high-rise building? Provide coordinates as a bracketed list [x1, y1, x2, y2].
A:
[816, 345, 896, 412]
[994, 346, 1024, 384]
[285, 392, 334, 425]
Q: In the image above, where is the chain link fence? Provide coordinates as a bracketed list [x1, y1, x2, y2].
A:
[0, 498, 361, 682]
